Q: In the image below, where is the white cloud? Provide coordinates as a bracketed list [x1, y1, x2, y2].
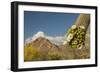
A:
[32, 31, 45, 41]
[25, 31, 65, 45]
[25, 37, 33, 45]
[46, 36, 64, 45]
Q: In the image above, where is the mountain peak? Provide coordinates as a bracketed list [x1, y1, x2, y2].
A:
[32, 31, 45, 41]
[27, 36, 61, 52]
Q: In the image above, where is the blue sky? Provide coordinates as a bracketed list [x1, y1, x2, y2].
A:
[24, 11, 79, 40]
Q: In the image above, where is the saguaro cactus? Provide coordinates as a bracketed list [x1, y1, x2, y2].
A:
[63, 14, 90, 49]
[75, 14, 90, 29]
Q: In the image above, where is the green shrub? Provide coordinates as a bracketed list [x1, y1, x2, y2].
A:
[47, 51, 63, 60]
[24, 46, 40, 61]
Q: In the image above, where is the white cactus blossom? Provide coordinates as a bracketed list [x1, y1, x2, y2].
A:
[63, 41, 67, 45]
[77, 46, 82, 49]
[80, 25, 85, 29]
[66, 33, 73, 42]
[77, 45, 83, 49]
[71, 25, 77, 29]
[63, 33, 73, 45]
